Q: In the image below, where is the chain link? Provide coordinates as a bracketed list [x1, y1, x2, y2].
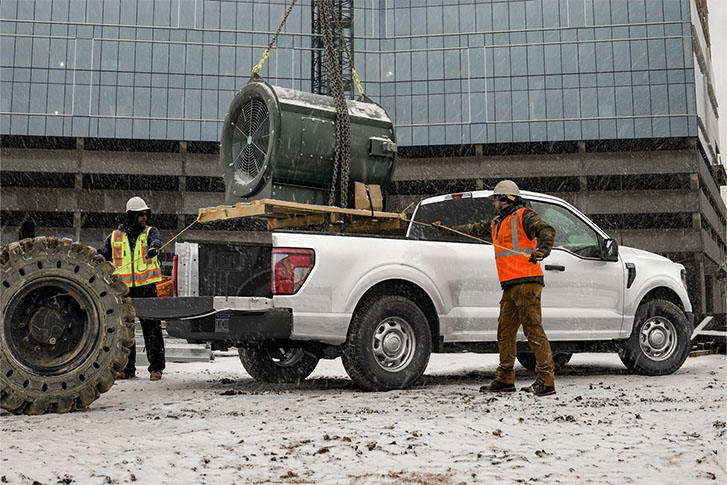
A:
[251, 0, 298, 78]
[320, 0, 353, 208]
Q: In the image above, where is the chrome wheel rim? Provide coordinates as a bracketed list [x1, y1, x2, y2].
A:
[639, 317, 677, 361]
[372, 317, 416, 372]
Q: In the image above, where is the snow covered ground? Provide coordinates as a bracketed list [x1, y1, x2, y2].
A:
[1, 352, 725, 484]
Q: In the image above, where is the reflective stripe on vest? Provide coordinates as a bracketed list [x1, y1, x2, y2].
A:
[110, 227, 162, 287]
[492, 207, 544, 283]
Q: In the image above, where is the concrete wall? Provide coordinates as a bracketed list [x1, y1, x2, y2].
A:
[2, 140, 725, 314]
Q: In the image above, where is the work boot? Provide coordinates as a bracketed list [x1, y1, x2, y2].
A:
[116, 371, 135, 380]
[522, 382, 556, 396]
[149, 371, 163, 381]
[479, 380, 516, 393]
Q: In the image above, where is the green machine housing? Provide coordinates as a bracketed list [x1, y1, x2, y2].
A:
[220, 80, 397, 205]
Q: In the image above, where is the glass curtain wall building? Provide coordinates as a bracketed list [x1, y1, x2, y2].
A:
[0, 0, 725, 313]
[0, 0, 709, 150]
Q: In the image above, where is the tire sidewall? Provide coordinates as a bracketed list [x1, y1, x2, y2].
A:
[620, 299, 691, 376]
[343, 296, 432, 391]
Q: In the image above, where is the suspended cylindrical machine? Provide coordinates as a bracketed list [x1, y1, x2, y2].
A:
[220, 80, 397, 205]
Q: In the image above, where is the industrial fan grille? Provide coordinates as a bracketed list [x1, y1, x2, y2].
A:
[230, 97, 270, 183]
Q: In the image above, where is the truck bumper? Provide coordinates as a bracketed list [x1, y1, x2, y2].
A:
[132, 296, 292, 344]
[166, 308, 293, 343]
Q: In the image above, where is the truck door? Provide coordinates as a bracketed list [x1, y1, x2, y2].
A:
[528, 200, 625, 340]
[409, 195, 501, 341]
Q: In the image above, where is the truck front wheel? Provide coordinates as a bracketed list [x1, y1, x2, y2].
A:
[238, 347, 319, 384]
[341, 295, 432, 391]
[618, 299, 691, 375]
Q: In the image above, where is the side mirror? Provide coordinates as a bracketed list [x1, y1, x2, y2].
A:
[599, 237, 619, 262]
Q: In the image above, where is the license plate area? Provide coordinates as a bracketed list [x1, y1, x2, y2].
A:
[215, 313, 231, 333]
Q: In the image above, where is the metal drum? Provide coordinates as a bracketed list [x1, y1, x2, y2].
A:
[220, 80, 397, 205]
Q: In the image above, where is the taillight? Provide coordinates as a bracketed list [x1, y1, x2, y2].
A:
[172, 254, 179, 297]
[271, 248, 315, 295]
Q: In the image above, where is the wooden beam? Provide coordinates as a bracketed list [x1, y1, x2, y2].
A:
[267, 214, 328, 230]
[197, 199, 408, 233]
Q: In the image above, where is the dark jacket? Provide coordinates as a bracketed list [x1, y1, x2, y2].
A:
[97, 224, 162, 262]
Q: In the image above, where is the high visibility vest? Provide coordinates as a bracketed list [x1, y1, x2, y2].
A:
[110, 227, 162, 287]
[492, 207, 543, 284]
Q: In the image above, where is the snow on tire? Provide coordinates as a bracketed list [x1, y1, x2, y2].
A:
[1, 237, 135, 415]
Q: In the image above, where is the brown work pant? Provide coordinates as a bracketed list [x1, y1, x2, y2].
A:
[495, 282, 555, 386]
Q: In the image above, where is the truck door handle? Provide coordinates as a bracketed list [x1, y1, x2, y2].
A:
[544, 264, 565, 272]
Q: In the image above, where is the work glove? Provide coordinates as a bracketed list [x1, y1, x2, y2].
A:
[147, 248, 159, 259]
[528, 249, 545, 263]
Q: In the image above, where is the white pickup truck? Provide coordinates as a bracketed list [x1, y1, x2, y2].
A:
[134, 190, 694, 391]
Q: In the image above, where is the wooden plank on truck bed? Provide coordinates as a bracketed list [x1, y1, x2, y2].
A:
[197, 199, 408, 233]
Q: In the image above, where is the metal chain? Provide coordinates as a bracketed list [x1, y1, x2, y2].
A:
[331, 14, 365, 99]
[251, 0, 298, 78]
[320, 0, 352, 208]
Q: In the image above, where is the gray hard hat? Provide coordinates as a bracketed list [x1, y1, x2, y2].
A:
[492, 180, 521, 197]
[126, 196, 150, 212]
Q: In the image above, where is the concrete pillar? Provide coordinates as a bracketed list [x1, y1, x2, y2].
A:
[698, 258, 707, 316]
[179, 141, 188, 230]
[578, 176, 587, 192]
[74, 138, 84, 241]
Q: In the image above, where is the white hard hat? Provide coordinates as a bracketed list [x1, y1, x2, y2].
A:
[126, 196, 150, 212]
[492, 180, 520, 197]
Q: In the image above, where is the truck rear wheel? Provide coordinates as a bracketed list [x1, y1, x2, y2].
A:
[618, 299, 690, 375]
[238, 347, 319, 384]
[1, 238, 135, 415]
[516, 351, 572, 373]
[341, 295, 432, 391]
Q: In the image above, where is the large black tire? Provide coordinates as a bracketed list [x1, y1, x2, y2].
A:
[238, 347, 319, 384]
[341, 295, 432, 391]
[516, 351, 572, 373]
[618, 299, 691, 375]
[1, 237, 135, 415]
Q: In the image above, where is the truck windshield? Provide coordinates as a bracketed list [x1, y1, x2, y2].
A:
[408, 197, 495, 243]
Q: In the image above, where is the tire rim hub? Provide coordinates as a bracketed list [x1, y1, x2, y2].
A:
[372, 317, 416, 373]
[639, 317, 677, 362]
[5, 279, 100, 375]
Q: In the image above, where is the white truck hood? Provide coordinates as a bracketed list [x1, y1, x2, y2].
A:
[619, 246, 678, 266]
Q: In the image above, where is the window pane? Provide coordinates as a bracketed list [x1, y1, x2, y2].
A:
[530, 201, 599, 256]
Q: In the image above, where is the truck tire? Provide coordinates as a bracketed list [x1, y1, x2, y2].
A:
[341, 295, 432, 391]
[516, 351, 572, 373]
[618, 299, 690, 376]
[1, 237, 135, 415]
[238, 347, 319, 384]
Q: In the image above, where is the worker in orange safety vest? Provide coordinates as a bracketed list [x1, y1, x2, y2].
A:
[433, 180, 557, 396]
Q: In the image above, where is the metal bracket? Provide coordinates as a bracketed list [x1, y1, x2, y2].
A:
[691, 315, 726, 341]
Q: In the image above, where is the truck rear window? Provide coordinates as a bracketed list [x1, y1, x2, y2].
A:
[408, 198, 495, 243]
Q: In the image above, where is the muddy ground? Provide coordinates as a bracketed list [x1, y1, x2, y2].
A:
[1, 352, 725, 484]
